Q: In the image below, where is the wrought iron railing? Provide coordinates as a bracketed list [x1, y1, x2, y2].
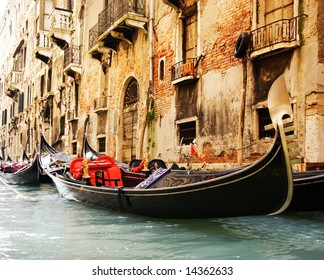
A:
[64, 45, 82, 68]
[89, 23, 98, 49]
[171, 58, 198, 81]
[251, 15, 305, 52]
[94, 96, 108, 111]
[98, 0, 145, 36]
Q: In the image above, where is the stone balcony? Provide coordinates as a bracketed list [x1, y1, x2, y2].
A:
[94, 96, 108, 113]
[5, 70, 23, 98]
[34, 30, 53, 64]
[48, 7, 73, 49]
[67, 108, 78, 122]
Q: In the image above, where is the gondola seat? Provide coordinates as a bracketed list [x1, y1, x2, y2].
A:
[70, 156, 123, 187]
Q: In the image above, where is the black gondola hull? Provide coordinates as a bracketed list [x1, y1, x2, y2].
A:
[0, 155, 40, 185]
[46, 135, 292, 219]
[289, 171, 324, 211]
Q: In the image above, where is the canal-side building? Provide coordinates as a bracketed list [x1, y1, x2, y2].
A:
[0, 0, 323, 170]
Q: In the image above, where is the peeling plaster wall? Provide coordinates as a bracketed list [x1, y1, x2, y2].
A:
[199, 67, 243, 153]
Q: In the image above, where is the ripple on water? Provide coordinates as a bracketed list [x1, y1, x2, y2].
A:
[1, 183, 324, 259]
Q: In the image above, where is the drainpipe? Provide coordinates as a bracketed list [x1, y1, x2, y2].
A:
[149, 0, 154, 84]
[140, 0, 155, 156]
[238, 59, 247, 165]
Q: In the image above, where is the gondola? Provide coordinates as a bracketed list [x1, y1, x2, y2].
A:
[38, 75, 295, 219]
[82, 104, 324, 212]
[0, 153, 40, 185]
[82, 136, 167, 171]
[40, 77, 293, 218]
[288, 169, 324, 211]
[39, 75, 294, 218]
[38, 135, 74, 176]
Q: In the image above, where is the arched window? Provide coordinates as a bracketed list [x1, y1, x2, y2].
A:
[159, 58, 165, 81]
[122, 78, 139, 163]
[124, 78, 138, 107]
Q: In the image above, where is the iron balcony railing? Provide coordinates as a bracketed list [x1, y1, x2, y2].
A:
[98, 0, 145, 36]
[171, 58, 198, 81]
[251, 15, 305, 52]
[89, 23, 99, 49]
[94, 96, 108, 111]
[49, 7, 73, 31]
[64, 45, 82, 69]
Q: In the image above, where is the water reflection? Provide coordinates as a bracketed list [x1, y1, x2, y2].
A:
[1, 183, 324, 260]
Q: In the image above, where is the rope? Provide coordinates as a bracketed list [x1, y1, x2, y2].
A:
[0, 176, 35, 200]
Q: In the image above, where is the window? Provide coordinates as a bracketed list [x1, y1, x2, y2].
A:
[40, 75, 45, 97]
[124, 78, 138, 107]
[2, 110, 7, 125]
[251, 0, 300, 54]
[257, 108, 275, 139]
[71, 141, 77, 155]
[18, 92, 24, 113]
[159, 58, 165, 82]
[60, 116, 65, 136]
[182, 4, 198, 61]
[98, 137, 106, 153]
[27, 85, 32, 106]
[179, 121, 196, 145]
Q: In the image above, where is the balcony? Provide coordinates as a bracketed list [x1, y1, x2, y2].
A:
[48, 8, 73, 49]
[67, 109, 78, 122]
[97, 0, 147, 52]
[63, 45, 82, 80]
[250, 15, 306, 58]
[5, 70, 23, 98]
[94, 96, 108, 113]
[34, 31, 53, 64]
[171, 58, 199, 85]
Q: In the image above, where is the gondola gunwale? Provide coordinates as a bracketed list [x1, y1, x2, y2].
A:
[0, 154, 40, 184]
[47, 131, 280, 196]
[41, 131, 291, 218]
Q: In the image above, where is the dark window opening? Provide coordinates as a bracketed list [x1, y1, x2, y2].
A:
[18, 92, 24, 113]
[179, 121, 196, 145]
[159, 60, 164, 81]
[44, 105, 51, 123]
[60, 116, 65, 136]
[98, 137, 106, 153]
[47, 69, 52, 92]
[124, 78, 138, 107]
[258, 108, 275, 139]
[40, 75, 45, 97]
[71, 142, 77, 155]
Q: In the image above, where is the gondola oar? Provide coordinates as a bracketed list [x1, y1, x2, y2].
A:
[0, 177, 34, 200]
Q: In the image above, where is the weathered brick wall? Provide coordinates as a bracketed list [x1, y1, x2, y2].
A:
[200, 1, 251, 72]
[319, 0, 324, 63]
[153, 4, 177, 117]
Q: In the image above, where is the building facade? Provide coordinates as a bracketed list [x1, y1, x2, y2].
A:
[0, 0, 323, 170]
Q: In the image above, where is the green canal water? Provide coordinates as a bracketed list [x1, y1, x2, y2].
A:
[1, 182, 324, 260]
